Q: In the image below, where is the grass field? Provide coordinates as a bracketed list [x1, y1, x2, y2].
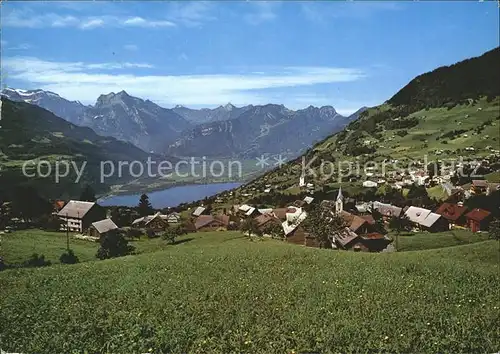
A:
[0, 230, 181, 266]
[0, 230, 499, 352]
[391, 229, 490, 252]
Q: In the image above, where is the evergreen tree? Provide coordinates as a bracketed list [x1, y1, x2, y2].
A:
[138, 194, 153, 217]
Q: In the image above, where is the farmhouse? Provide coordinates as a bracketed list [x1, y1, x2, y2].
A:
[372, 201, 402, 220]
[255, 213, 282, 234]
[89, 218, 118, 238]
[465, 208, 492, 233]
[404, 206, 449, 232]
[165, 212, 181, 224]
[238, 204, 261, 218]
[282, 207, 308, 245]
[435, 202, 468, 227]
[57, 200, 106, 233]
[194, 215, 229, 232]
[131, 212, 168, 232]
[340, 210, 377, 234]
[331, 227, 360, 250]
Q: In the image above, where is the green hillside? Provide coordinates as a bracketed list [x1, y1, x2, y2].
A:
[0, 98, 162, 198]
[216, 48, 500, 203]
[0, 231, 498, 353]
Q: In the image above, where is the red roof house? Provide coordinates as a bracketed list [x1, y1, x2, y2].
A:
[465, 208, 492, 233]
[435, 203, 468, 226]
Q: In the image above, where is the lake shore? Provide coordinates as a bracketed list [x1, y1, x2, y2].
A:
[98, 182, 243, 208]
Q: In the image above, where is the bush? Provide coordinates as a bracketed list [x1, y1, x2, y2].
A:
[42, 215, 63, 232]
[162, 225, 187, 244]
[23, 253, 51, 268]
[489, 218, 500, 240]
[59, 249, 79, 264]
[127, 228, 142, 239]
[96, 230, 135, 260]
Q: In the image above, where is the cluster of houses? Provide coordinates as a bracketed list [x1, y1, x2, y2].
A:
[55, 200, 182, 239]
[20, 172, 498, 251]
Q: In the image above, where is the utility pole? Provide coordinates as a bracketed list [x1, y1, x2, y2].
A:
[66, 212, 69, 250]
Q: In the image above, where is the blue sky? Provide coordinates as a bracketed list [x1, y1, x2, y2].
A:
[1, 1, 498, 114]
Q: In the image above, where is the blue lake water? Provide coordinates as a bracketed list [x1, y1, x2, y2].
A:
[98, 182, 242, 209]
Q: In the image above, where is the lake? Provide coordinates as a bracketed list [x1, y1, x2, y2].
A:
[98, 182, 242, 209]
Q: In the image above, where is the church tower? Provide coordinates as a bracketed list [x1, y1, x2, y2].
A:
[335, 186, 343, 215]
[299, 174, 305, 187]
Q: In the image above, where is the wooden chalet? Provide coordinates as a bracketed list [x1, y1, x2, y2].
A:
[435, 203, 468, 227]
[131, 212, 168, 232]
[404, 206, 449, 232]
[88, 218, 119, 238]
[57, 200, 106, 233]
[340, 211, 377, 234]
[194, 215, 230, 232]
[282, 207, 308, 245]
[465, 208, 492, 233]
[254, 213, 282, 234]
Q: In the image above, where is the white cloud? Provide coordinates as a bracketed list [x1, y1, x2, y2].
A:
[4, 56, 367, 109]
[6, 43, 32, 51]
[122, 16, 175, 28]
[167, 1, 216, 27]
[2, 9, 176, 29]
[124, 44, 139, 51]
[300, 2, 401, 24]
[244, 2, 279, 25]
[80, 18, 105, 29]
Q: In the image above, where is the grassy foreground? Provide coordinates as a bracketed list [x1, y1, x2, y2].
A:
[393, 229, 490, 252]
[0, 231, 499, 353]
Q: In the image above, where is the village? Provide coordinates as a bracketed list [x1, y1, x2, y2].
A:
[2, 162, 498, 258]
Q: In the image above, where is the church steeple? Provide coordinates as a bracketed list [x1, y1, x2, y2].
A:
[335, 186, 343, 214]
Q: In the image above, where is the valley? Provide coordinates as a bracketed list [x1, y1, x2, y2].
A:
[1, 2, 499, 352]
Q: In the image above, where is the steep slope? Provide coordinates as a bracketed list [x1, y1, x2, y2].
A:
[79, 91, 191, 153]
[1, 88, 87, 125]
[0, 98, 165, 198]
[211, 47, 500, 203]
[168, 104, 356, 158]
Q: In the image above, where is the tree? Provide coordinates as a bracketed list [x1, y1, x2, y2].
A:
[10, 186, 52, 222]
[488, 218, 500, 240]
[262, 222, 283, 239]
[79, 185, 96, 202]
[407, 185, 429, 200]
[59, 249, 79, 264]
[389, 214, 412, 250]
[96, 230, 135, 260]
[371, 209, 387, 234]
[42, 214, 63, 232]
[303, 204, 346, 248]
[240, 218, 261, 238]
[162, 225, 186, 244]
[138, 194, 153, 217]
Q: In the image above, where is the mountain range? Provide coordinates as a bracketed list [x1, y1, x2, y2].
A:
[168, 104, 365, 158]
[0, 97, 166, 198]
[1, 88, 364, 158]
